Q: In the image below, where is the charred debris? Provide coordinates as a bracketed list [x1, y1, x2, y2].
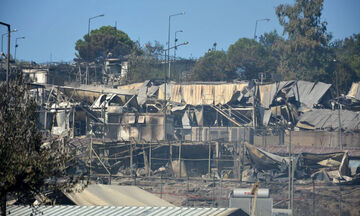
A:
[27, 69, 360, 184]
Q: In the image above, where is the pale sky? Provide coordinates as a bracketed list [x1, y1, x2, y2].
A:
[1, 0, 359, 63]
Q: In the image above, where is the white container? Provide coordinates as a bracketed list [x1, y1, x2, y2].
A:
[230, 188, 270, 198]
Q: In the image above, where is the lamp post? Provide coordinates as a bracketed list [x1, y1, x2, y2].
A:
[163, 41, 189, 141]
[334, 59, 342, 149]
[87, 14, 104, 84]
[14, 36, 25, 61]
[88, 14, 104, 39]
[174, 30, 183, 61]
[1, 29, 17, 55]
[167, 12, 185, 80]
[164, 41, 189, 98]
[174, 30, 183, 82]
[254, 18, 270, 39]
[163, 41, 189, 99]
[1, 30, 16, 85]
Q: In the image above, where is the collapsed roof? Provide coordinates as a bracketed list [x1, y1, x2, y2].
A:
[297, 109, 360, 131]
[245, 144, 357, 184]
[122, 80, 331, 108]
[43, 79, 360, 134]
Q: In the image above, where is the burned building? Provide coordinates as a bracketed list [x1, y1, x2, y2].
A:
[26, 77, 360, 183]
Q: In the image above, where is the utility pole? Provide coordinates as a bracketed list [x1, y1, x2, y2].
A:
[334, 59, 342, 149]
[288, 122, 292, 211]
[252, 80, 257, 129]
[163, 49, 167, 106]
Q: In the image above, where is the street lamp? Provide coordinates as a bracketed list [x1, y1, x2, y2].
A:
[254, 18, 270, 39]
[167, 12, 185, 80]
[163, 41, 189, 141]
[174, 30, 183, 83]
[87, 14, 104, 84]
[163, 41, 189, 101]
[88, 14, 104, 39]
[1, 29, 17, 55]
[14, 36, 25, 61]
[174, 30, 183, 62]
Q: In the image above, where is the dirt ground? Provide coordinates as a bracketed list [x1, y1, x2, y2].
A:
[115, 177, 360, 215]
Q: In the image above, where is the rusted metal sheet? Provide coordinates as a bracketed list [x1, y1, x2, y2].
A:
[158, 82, 248, 105]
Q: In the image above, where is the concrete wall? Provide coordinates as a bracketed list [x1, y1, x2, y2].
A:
[107, 113, 174, 142]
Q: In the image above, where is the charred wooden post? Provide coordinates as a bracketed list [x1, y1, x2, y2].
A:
[239, 141, 243, 182]
[178, 140, 182, 178]
[149, 142, 152, 176]
[169, 141, 173, 165]
[89, 135, 93, 177]
[142, 144, 148, 176]
[130, 142, 133, 179]
[72, 107, 75, 138]
[208, 142, 211, 175]
[215, 141, 219, 172]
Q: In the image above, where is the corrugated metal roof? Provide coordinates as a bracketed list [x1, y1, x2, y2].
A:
[258, 80, 331, 108]
[293, 81, 331, 108]
[64, 185, 174, 207]
[297, 109, 360, 131]
[8, 205, 246, 216]
[259, 81, 294, 108]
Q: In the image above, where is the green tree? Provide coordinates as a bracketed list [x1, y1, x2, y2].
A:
[75, 26, 136, 61]
[259, 31, 283, 77]
[143, 41, 164, 60]
[0, 77, 80, 215]
[334, 34, 360, 77]
[275, 0, 331, 81]
[126, 41, 165, 83]
[227, 38, 272, 80]
[189, 50, 232, 81]
[127, 55, 165, 83]
[329, 34, 360, 92]
[276, 0, 330, 45]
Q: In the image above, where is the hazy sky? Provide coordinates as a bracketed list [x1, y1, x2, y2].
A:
[1, 0, 359, 63]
